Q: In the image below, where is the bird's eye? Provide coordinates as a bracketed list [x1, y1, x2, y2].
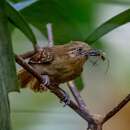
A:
[76, 47, 82, 52]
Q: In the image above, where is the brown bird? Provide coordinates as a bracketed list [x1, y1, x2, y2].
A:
[18, 41, 104, 92]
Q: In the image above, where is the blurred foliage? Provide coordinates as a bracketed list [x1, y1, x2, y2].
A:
[18, 0, 95, 43]
[0, 0, 19, 130]
[86, 9, 130, 44]
[74, 76, 84, 91]
[6, 2, 37, 46]
[0, 1, 19, 93]
[8, 0, 24, 3]
[97, 0, 130, 5]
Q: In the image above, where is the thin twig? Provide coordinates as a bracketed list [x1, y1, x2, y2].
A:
[47, 23, 54, 47]
[67, 81, 86, 109]
[19, 50, 35, 59]
[102, 93, 130, 124]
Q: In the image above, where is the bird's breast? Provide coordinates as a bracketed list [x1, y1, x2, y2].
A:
[51, 57, 86, 83]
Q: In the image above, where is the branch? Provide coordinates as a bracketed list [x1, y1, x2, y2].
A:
[15, 54, 96, 125]
[67, 81, 86, 108]
[16, 52, 130, 130]
[19, 50, 35, 59]
[102, 93, 130, 124]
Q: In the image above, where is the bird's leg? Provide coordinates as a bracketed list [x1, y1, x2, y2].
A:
[40, 75, 50, 91]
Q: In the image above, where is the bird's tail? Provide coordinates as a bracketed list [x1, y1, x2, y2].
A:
[17, 69, 42, 92]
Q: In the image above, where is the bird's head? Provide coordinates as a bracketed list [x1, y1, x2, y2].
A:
[67, 41, 105, 61]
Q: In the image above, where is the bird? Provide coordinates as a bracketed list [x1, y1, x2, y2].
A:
[18, 41, 104, 92]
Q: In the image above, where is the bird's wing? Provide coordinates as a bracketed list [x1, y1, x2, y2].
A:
[29, 48, 54, 64]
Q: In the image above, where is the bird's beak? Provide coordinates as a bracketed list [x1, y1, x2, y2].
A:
[81, 49, 105, 60]
[85, 49, 101, 56]
[82, 49, 101, 57]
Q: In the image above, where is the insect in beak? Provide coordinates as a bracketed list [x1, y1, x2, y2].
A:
[84, 49, 110, 73]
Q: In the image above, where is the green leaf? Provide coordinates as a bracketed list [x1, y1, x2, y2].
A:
[97, 0, 130, 5]
[9, 0, 24, 3]
[12, 0, 38, 10]
[74, 76, 84, 91]
[0, 0, 18, 129]
[6, 2, 37, 47]
[0, 2, 19, 93]
[16, 0, 95, 44]
[86, 9, 130, 44]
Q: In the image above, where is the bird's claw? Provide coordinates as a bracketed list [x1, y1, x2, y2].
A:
[38, 75, 50, 92]
[59, 89, 70, 107]
[39, 84, 48, 92]
[41, 75, 50, 87]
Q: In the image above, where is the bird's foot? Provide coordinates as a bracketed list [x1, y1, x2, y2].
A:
[39, 75, 50, 92]
[59, 88, 70, 107]
[41, 75, 50, 87]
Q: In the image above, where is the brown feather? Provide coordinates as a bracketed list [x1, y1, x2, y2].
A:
[17, 69, 33, 88]
[29, 48, 54, 64]
[18, 41, 93, 92]
[29, 78, 41, 92]
[17, 69, 47, 92]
